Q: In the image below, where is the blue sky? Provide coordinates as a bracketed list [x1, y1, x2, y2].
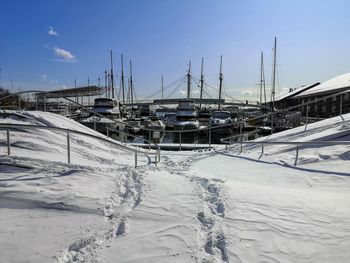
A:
[1, 0, 350, 100]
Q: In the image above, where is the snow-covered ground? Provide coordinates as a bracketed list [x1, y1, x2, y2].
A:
[1, 110, 350, 262]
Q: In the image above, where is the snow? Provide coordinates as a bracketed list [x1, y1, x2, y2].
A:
[1, 110, 350, 262]
[294, 72, 350, 98]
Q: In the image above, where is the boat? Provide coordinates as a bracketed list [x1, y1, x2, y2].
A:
[208, 110, 233, 134]
[173, 99, 200, 130]
[92, 98, 121, 119]
[209, 111, 232, 126]
[80, 98, 125, 138]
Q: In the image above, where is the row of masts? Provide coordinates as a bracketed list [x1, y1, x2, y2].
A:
[175, 55, 224, 108]
[81, 37, 277, 110]
[168, 35, 277, 111]
[259, 36, 277, 111]
[99, 51, 135, 106]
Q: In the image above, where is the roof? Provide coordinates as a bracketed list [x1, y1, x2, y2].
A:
[294, 72, 350, 98]
[275, 82, 320, 101]
[35, 85, 104, 99]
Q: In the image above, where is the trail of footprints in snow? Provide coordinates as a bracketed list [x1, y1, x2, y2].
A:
[56, 168, 144, 263]
[194, 177, 229, 262]
[162, 156, 229, 262]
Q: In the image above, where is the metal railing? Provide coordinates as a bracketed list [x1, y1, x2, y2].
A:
[1, 88, 349, 152]
[220, 140, 350, 166]
[0, 123, 160, 168]
[0, 90, 161, 159]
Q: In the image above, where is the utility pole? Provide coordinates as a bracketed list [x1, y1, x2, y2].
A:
[121, 54, 125, 104]
[187, 61, 191, 99]
[199, 57, 204, 108]
[110, 50, 115, 99]
[218, 55, 223, 109]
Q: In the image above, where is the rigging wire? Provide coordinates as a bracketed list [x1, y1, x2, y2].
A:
[143, 75, 186, 100]
[0, 42, 14, 90]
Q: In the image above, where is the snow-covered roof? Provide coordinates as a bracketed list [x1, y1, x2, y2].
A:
[295, 72, 350, 98]
[275, 83, 320, 101]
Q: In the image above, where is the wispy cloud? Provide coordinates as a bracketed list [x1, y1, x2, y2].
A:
[40, 74, 48, 81]
[48, 26, 59, 36]
[53, 47, 77, 62]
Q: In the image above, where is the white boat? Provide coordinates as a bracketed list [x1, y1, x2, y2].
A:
[80, 98, 125, 138]
[208, 110, 233, 134]
[92, 98, 121, 119]
[173, 100, 200, 130]
[209, 111, 232, 126]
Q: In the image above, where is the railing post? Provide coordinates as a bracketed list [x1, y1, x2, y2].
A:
[240, 135, 243, 153]
[294, 142, 299, 166]
[148, 130, 151, 151]
[93, 114, 96, 131]
[225, 144, 228, 151]
[209, 129, 211, 149]
[271, 113, 274, 135]
[135, 151, 137, 168]
[107, 129, 109, 137]
[305, 103, 309, 126]
[67, 132, 71, 164]
[6, 129, 10, 155]
[155, 153, 157, 165]
[179, 132, 182, 151]
[340, 94, 344, 121]
[259, 143, 264, 159]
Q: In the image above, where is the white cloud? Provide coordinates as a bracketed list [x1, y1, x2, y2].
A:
[241, 90, 253, 96]
[53, 47, 77, 62]
[40, 74, 48, 81]
[48, 26, 59, 36]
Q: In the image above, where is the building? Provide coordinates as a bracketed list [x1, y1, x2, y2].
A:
[275, 72, 350, 118]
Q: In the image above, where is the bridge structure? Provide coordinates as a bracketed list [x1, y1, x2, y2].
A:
[123, 98, 260, 108]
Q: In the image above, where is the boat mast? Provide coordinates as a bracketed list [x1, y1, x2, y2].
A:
[271, 37, 277, 111]
[121, 54, 125, 104]
[187, 61, 191, 99]
[107, 73, 111, 98]
[199, 57, 204, 108]
[110, 50, 115, 99]
[104, 70, 108, 98]
[161, 75, 164, 100]
[129, 60, 134, 108]
[218, 55, 223, 109]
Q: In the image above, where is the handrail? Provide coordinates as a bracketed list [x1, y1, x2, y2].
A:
[222, 140, 350, 166]
[1, 88, 349, 152]
[0, 90, 161, 155]
[0, 123, 160, 167]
